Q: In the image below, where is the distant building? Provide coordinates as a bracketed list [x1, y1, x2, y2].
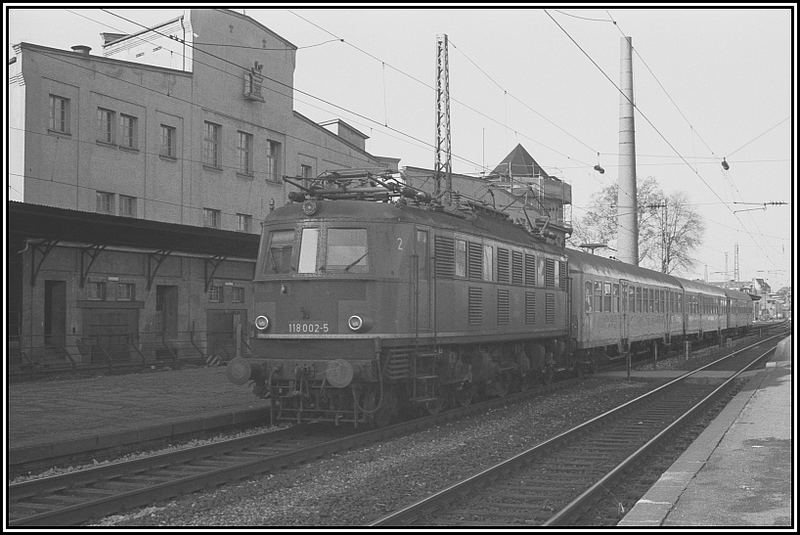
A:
[8, 9, 398, 366]
[402, 144, 573, 247]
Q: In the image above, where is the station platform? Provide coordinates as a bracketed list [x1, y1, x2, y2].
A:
[8, 365, 269, 466]
[618, 335, 794, 528]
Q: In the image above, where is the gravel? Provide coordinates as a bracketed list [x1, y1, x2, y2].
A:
[92, 377, 655, 527]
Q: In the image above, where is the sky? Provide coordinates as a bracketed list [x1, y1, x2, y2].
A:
[5, 4, 795, 290]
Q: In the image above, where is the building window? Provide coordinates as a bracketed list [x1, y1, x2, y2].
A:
[120, 114, 138, 149]
[266, 140, 281, 182]
[232, 286, 245, 303]
[203, 121, 221, 168]
[117, 282, 135, 301]
[203, 208, 221, 228]
[87, 281, 107, 300]
[49, 95, 70, 133]
[237, 131, 253, 175]
[97, 108, 115, 144]
[96, 191, 114, 214]
[160, 124, 177, 158]
[237, 213, 252, 233]
[209, 285, 223, 303]
[119, 195, 137, 217]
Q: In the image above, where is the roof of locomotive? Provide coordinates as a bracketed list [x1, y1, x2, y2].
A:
[565, 248, 682, 289]
[266, 199, 567, 257]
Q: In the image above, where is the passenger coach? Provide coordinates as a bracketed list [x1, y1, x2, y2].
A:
[567, 249, 683, 366]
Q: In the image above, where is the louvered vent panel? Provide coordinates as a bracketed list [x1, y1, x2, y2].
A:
[525, 292, 536, 324]
[525, 254, 536, 286]
[545, 293, 556, 324]
[434, 236, 455, 278]
[467, 243, 483, 280]
[512, 251, 524, 285]
[497, 248, 510, 284]
[497, 289, 510, 325]
[559, 261, 568, 291]
[468, 287, 483, 325]
[545, 258, 555, 288]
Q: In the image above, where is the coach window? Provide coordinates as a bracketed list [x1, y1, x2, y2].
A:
[326, 228, 368, 273]
[635, 287, 642, 313]
[603, 282, 612, 312]
[297, 228, 319, 274]
[264, 229, 296, 274]
[594, 281, 603, 312]
[612, 283, 619, 313]
[585, 281, 593, 312]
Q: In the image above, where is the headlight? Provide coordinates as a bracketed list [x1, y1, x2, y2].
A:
[255, 315, 270, 331]
[347, 315, 371, 332]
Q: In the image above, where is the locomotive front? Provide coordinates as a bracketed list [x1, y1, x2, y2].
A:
[226, 198, 415, 426]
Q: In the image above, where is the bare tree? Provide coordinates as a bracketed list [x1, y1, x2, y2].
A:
[568, 177, 704, 274]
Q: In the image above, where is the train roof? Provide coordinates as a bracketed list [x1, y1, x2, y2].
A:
[724, 288, 757, 301]
[267, 199, 567, 257]
[673, 277, 728, 297]
[565, 249, 682, 289]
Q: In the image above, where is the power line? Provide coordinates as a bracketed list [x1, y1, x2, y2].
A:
[544, 9, 780, 271]
[287, 9, 594, 173]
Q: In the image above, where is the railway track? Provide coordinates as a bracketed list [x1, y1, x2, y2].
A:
[8, 375, 572, 527]
[9, 328, 786, 527]
[369, 333, 786, 527]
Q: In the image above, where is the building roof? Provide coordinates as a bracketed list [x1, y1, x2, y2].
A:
[8, 202, 259, 259]
[491, 144, 552, 179]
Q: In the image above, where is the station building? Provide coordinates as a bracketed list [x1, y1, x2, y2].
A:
[8, 9, 398, 370]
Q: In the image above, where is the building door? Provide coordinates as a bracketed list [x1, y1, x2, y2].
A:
[207, 310, 246, 360]
[83, 308, 138, 364]
[44, 280, 66, 349]
[156, 285, 178, 337]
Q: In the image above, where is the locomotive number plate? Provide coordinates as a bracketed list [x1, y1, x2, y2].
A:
[288, 322, 330, 334]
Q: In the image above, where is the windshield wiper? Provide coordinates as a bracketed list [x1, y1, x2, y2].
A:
[344, 252, 368, 272]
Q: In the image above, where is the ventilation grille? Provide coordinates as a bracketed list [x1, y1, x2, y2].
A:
[525, 292, 536, 324]
[467, 243, 483, 280]
[434, 236, 455, 278]
[545, 293, 556, 324]
[497, 248, 510, 284]
[525, 254, 536, 286]
[545, 258, 555, 288]
[468, 287, 483, 325]
[512, 251, 524, 285]
[559, 261, 568, 291]
[497, 289, 510, 325]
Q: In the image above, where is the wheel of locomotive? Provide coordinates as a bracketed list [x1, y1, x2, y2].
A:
[454, 383, 475, 407]
[541, 366, 554, 385]
[425, 396, 446, 416]
[363, 386, 398, 428]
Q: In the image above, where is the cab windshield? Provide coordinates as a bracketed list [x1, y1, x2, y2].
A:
[325, 228, 368, 273]
[263, 230, 295, 274]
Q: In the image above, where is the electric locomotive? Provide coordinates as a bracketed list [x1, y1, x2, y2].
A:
[226, 171, 576, 427]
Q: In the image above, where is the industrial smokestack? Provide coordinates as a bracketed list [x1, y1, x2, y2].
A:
[617, 36, 638, 265]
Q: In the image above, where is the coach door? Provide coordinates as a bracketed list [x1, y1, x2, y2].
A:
[413, 229, 431, 333]
[620, 279, 630, 349]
